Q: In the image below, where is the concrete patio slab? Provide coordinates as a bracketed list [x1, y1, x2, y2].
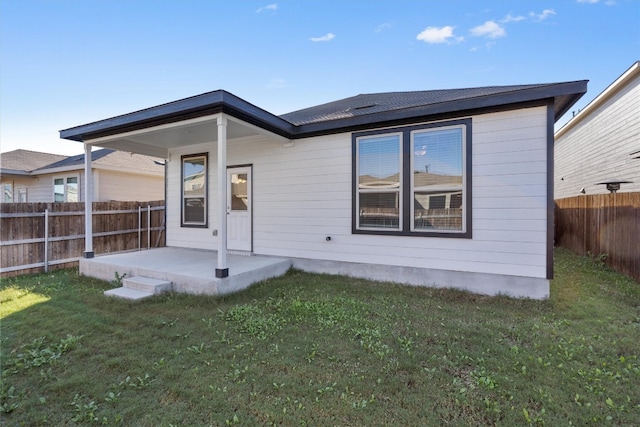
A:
[81, 247, 291, 296]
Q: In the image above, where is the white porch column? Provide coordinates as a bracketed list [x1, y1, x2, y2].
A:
[215, 116, 229, 278]
[83, 143, 94, 258]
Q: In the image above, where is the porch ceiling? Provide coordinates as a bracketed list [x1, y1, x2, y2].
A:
[85, 115, 266, 158]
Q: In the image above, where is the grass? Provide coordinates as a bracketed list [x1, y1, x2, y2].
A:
[1, 247, 639, 426]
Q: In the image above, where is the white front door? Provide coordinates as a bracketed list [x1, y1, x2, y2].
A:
[227, 166, 252, 251]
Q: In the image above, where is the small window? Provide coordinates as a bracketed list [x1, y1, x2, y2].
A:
[2, 182, 13, 203]
[17, 188, 27, 202]
[53, 176, 79, 202]
[182, 154, 207, 227]
[356, 133, 402, 230]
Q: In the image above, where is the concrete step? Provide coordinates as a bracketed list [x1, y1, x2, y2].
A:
[122, 276, 172, 294]
[104, 287, 154, 301]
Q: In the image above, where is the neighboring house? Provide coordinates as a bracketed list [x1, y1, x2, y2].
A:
[0, 148, 165, 202]
[0, 150, 66, 202]
[60, 81, 586, 298]
[555, 61, 639, 199]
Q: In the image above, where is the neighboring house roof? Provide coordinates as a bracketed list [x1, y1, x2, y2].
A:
[555, 61, 639, 139]
[0, 148, 163, 177]
[37, 148, 163, 174]
[60, 81, 587, 143]
[0, 149, 67, 176]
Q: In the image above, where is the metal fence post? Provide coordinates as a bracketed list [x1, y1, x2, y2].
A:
[147, 204, 151, 250]
[138, 206, 142, 251]
[44, 208, 49, 273]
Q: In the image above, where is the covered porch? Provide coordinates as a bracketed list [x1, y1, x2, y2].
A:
[81, 247, 291, 296]
[60, 91, 295, 288]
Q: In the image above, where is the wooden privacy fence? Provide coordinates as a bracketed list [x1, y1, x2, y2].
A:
[1, 201, 165, 277]
[555, 192, 640, 282]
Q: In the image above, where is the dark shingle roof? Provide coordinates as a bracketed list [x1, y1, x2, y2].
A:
[40, 148, 115, 169]
[60, 81, 587, 143]
[280, 84, 561, 126]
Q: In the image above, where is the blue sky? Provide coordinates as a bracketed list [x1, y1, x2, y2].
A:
[1, 0, 638, 156]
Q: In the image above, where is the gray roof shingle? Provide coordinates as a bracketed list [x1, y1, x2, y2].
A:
[280, 84, 557, 125]
[59, 81, 587, 143]
[0, 149, 67, 172]
[38, 148, 163, 173]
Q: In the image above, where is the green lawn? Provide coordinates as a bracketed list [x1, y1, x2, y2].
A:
[1, 248, 639, 426]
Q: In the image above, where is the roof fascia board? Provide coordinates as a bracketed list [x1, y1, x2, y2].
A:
[33, 165, 87, 175]
[60, 91, 295, 142]
[59, 81, 586, 143]
[293, 81, 588, 138]
[0, 168, 33, 177]
[555, 62, 639, 139]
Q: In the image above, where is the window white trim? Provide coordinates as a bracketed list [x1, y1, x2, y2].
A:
[53, 174, 80, 202]
[17, 187, 27, 202]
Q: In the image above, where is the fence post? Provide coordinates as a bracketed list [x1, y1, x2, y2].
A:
[138, 206, 142, 251]
[147, 205, 151, 250]
[44, 208, 49, 273]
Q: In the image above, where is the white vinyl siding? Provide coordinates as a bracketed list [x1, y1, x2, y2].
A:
[98, 170, 164, 202]
[166, 105, 549, 279]
[555, 71, 640, 198]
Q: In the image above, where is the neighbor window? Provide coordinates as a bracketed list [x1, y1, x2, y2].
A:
[2, 182, 13, 203]
[53, 176, 79, 202]
[353, 119, 471, 238]
[17, 188, 27, 202]
[182, 154, 207, 227]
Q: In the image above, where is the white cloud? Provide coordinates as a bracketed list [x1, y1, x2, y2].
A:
[375, 23, 391, 33]
[529, 9, 556, 21]
[416, 26, 463, 44]
[577, 0, 599, 3]
[604, 0, 616, 5]
[310, 33, 335, 42]
[256, 3, 278, 13]
[500, 13, 526, 23]
[470, 21, 506, 38]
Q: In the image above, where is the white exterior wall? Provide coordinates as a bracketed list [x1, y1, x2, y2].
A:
[166, 143, 218, 250]
[555, 70, 640, 199]
[166, 106, 549, 283]
[97, 170, 164, 202]
[5, 171, 84, 202]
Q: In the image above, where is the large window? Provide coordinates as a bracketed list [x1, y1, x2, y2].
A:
[182, 154, 207, 227]
[353, 119, 471, 238]
[53, 176, 79, 202]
